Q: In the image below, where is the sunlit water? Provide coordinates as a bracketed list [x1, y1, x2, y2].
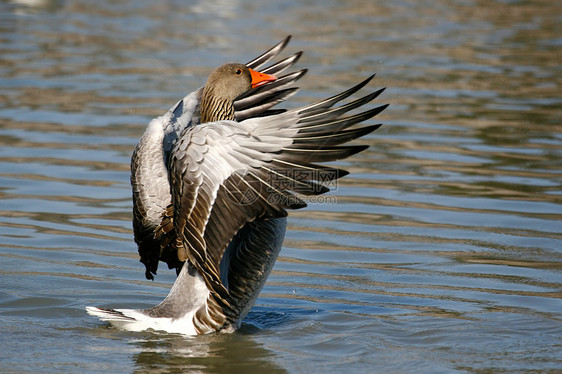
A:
[1, 1, 561, 373]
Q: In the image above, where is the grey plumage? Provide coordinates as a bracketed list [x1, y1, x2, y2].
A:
[94, 36, 387, 334]
[131, 37, 301, 279]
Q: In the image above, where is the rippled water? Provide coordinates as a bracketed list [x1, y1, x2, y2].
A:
[1, 0, 561, 373]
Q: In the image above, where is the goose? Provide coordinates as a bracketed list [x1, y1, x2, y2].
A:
[86, 36, 387, 335]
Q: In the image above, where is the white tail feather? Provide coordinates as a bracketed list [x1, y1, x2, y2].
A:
[85, 306, 198, 335]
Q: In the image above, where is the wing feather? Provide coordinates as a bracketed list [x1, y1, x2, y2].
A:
[166, 77, 386, 324]
[245, 35, 292, 70]
[132, 37, 387, 332]
[134, 37, 303, 279]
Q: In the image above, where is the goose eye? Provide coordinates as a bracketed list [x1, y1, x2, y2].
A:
[235, 68, 242, 75]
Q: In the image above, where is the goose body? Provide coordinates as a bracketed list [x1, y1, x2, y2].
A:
[86, 36, 387, 335]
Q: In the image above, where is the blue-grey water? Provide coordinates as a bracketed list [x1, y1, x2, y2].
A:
[0, 1, 561, 373]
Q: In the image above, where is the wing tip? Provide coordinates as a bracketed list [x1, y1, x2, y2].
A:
[280, 35, 292, 49]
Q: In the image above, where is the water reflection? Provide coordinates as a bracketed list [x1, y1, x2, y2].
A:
[130, 330, 287, 374]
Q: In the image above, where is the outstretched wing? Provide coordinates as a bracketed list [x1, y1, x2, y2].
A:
[167, 76, 387, 322]
[132, 36, 305, 279]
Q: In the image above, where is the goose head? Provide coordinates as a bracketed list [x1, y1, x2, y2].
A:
[200, 63, 277, 123]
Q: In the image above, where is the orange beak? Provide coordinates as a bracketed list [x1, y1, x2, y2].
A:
[249, 69, 277, 88]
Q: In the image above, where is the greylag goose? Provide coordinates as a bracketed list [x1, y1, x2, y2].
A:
[86, 36, 387, 335]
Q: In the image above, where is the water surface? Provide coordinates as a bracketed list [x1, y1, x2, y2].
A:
[0, 0, 561, 373]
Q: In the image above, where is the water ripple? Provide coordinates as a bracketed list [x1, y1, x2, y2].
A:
[0, 0, 560, 372]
